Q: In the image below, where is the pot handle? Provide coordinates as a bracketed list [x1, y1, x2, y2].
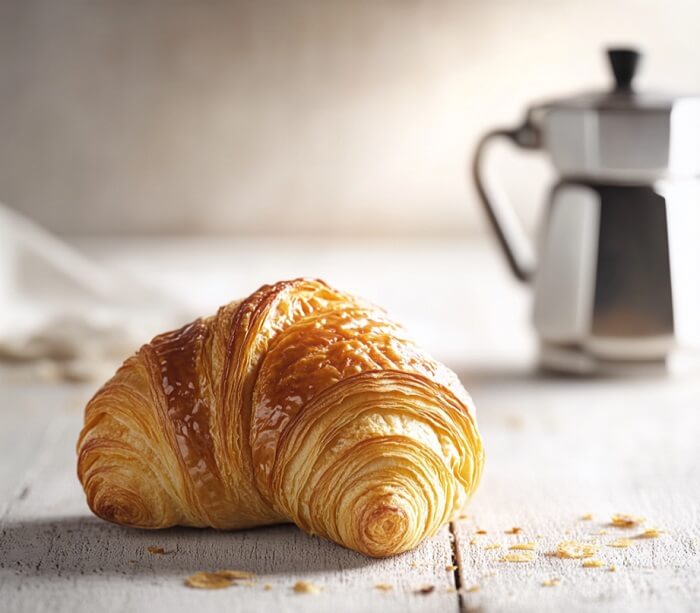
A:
[471, 118, 541, 283]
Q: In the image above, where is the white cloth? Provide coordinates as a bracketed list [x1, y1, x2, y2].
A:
[0, 203, 189, 382]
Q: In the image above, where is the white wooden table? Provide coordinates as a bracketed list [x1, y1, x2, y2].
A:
[1, 239, 699, 612]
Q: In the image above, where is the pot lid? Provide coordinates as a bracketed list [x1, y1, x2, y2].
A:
[544, 48, 694, 112]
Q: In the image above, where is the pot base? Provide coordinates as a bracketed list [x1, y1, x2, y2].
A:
[539, 342, 668, 377]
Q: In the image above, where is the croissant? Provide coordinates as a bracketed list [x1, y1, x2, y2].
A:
[77, 278, 483, 557]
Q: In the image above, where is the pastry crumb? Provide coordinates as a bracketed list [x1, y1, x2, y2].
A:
[476, 529, 488, 535]
[216, 570, 255, 580]
[445, 564, 458, 571]
[608, 538, 633, 548]
[509, 542, 536, 551]
[445, 587, 457, 593]
[505, 527, 522, 534]
[469, 538, 478, 546]
[185, 572, 234, 590]
[483, 543, 501, 550]
[293, 580, 322, 594]
[542, 578, 561, 587]
[593, 529, 609, 535]
[465, 584, 479, 593]
[500, 551, 535, 563]
[416, 585, 435, 595]
[580, 513, 593, 521]
[608, 565, 617, 572]
[375, 583, 393, 591]
[556, 541, 599, 559]
[637, 528, 663, 539]
[611, 513, 644, 528]
[147, 546, 169, 555]
[263, 583, 273, 590]
[582, 559, 605, 568]
[183, 568, 256, 589]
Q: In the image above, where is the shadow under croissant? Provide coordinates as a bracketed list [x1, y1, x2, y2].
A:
[0, 515, 429, 578]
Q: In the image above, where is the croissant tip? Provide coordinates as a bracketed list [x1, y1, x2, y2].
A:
[353, 499, 416, 558]
[86, 488, 151, 529]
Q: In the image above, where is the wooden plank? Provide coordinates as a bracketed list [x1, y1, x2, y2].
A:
[0, 383, 92, 515]
[453, 373, 700, 613]
[0, 387, 460, 613]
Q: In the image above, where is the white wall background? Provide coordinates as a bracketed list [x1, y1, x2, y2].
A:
[0, 0, 698, 236]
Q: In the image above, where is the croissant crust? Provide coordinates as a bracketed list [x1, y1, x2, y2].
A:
[77, 278, 483, 557]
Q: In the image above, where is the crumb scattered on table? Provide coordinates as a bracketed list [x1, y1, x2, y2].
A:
[263, 583, 273, 590]
[608, 538, 633, 548]
[184, 569, 256, 590]
[509, 542, 536, 551]
[445, 564, 458, 571]
[580, 513, 593, 521]
[416, 585, 435, 595]
[505, 527, 522, 534]
[611, 513, 644, 528]
[216, 570, 255, 580]
[556, 541, 599, 559]
[608, 565, 617, 572]
[582, 559, 605, 568]
[637, 528, 663, 538]
[465, 584, 480, 593]
[476, 529, 488, 535]
[293, 580, 322, 594]
[483, 543, 501, 550]
[375, 583, 393, 591]
[147, 546, 169, 555]
[184, 572, 233, 590]
[500, 551, 535, 563]
[542, 578, 561, 587]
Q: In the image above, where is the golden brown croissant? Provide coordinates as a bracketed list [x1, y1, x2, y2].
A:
[77, 279, 483, 557]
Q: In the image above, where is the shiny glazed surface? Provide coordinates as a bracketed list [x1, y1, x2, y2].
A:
[77, 279, 483, 557]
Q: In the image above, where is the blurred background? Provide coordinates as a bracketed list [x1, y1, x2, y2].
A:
[2, 0, 700, 380]
[2, 0, 700, 238]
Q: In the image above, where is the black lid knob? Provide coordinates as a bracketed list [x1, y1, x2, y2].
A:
[607, 47, 641, 92]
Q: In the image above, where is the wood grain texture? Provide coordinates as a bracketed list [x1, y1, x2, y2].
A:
[453, 372, 700, 613]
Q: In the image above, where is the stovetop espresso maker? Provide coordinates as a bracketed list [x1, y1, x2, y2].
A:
[473, 48, 700, 374]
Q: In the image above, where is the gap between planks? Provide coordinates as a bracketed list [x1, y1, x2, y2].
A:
[448, 521, 464, 612]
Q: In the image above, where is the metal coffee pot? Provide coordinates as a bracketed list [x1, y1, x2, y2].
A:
[473, 48, 700, 374]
